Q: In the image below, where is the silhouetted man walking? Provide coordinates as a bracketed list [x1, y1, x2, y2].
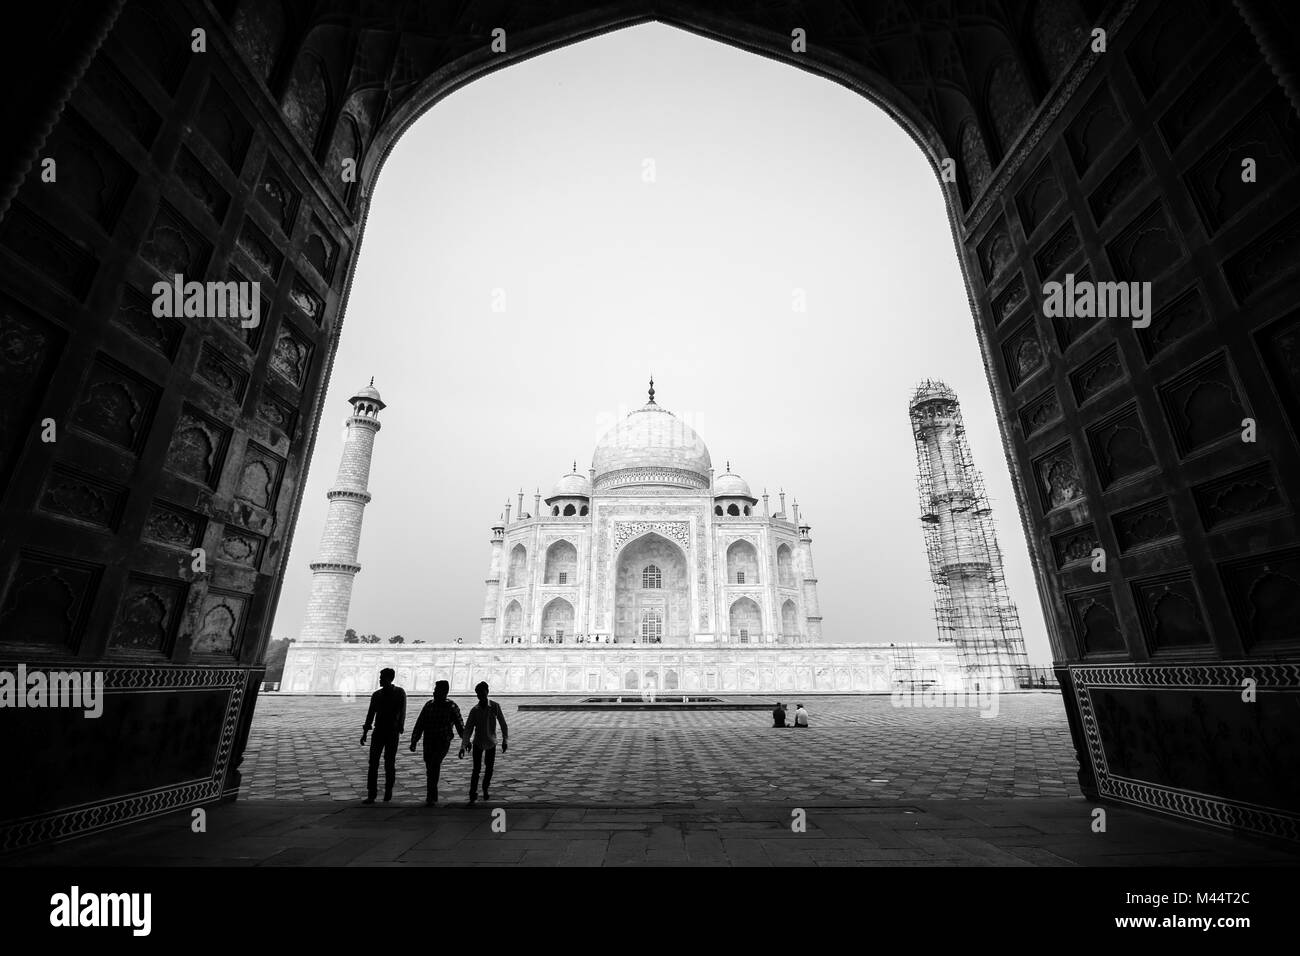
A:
[461, 681, 508, 805]
[410, 679, 464, 806]
[360, 667, 405, 804]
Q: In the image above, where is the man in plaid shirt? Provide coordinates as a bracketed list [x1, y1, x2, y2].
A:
[409, 680, 465, 806]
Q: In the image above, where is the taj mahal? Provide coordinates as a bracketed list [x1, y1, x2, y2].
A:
[281, 379, 1012, 696]
[482, 378, 820, 648]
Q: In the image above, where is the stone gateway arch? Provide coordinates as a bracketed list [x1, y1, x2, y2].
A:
[1, 0, 1299, 848]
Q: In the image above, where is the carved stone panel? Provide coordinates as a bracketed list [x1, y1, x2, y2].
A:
[289, 278, 323, 326]
[255, 388, 297, 439]
[235, 442, 284, 512]
[195, 343, 249, 404]
[174, 147, 229, 225]
[1107, 202, 1182, 282]
[270, 324, 311, 389]
[1034, 220, 1080, 281]
[0, 553, 101, 650]
[218, 527, 264, 568]
[163, 405, 230, 488]
[1070, 344, 1124, 406]
[237, 218, 282, 279]
[70, 355, 158, 453]
[1051, 524, 1100, 569]
[141, 203, 211, 278]
[1066, 585, 1126, 656]
[113, 286, 181, 359]
[1220, 547, 1300, 650]
[1193, 462, 1284, 532]
[991, 272, 1026, 326]
[1137, 287, 1207, 360]
[1112, 498, 1178, 553]
[196, 78, 252, 173]
[1020, 387, 1061, 437]
[1224, 212, 1300, 303]
[1088, 148, 1146, 226]
[977, 218, 1013, 283]
[1157, 353, 1246, 455]
[1016, 159, 1061, 236]
[1088, 405, 1156, 488]
[191, 589, 247, 657]
[1066, 84, 1123, 174]
[142, 500, 205, 550]
[1033, 442, 1084, 513]
[39, 466, 126, 530]
[1186, 91, 1299, 235]
[1133, 572, 1211, 651]
[256, 158, 300, 234]
[108, 575, 186, 655]
[1002, 318, 1044, 390]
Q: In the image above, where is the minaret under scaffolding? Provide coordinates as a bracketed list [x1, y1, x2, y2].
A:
[909, 380, 1029, 691]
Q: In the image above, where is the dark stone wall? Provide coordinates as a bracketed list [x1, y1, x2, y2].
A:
[0, 0, 1297, 847]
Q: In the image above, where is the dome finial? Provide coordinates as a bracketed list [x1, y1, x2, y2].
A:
[647, 375, 656, 405]
[726, 460, 731, 473]
[369, 376, 374, 387]
[572, 460, 577, 473]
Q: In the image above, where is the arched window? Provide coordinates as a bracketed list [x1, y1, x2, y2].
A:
[743, 505, 751, 515]
[563, 503, 576, 516]
[580, 505, 588, 516]
[714, 505, 723, 516]
[727, 503, 740, 516]
[544, 540, 577, 585]
[507, 544, 527, 587]
[503, 601, 522, 642]
[641, 608, 663, 644]
[642, 564, 661, 589]
[782, 600, 799, 643]
[777, 544, 796, 588]
[552, 506, 559, 516]
[726, 540, 760, 585]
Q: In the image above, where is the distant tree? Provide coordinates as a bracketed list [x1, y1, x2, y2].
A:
[344, 628, 359, 644]
[362, 634, 381, 644]
[389, 635, 404, 644]
[412, 639, 425, 644]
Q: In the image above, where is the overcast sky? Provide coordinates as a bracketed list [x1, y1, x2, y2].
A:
[269, 24, 1053, 666]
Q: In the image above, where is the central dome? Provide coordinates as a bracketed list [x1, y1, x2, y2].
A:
[592, 391, 711, 491]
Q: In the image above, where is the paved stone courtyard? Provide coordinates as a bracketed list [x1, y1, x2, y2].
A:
[9, 691, 1295, 866]
[240, 692, 1080, 804]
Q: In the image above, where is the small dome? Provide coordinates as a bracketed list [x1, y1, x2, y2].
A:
[713, 471, 752, 499]
[350, 378, 385, 408]
[546, 471, 591, 502]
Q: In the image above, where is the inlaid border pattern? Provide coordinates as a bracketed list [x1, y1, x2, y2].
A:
[1071, 662, 1300, 841]
[0, 666, 248, 851]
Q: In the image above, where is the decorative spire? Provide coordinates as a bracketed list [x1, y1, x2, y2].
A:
[647, 375, 656, 405]
[572, 460, 577, 473]
[369, 376, 374, 387]
[726, 461, 731, 473]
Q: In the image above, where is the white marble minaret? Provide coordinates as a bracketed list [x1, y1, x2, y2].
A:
[299, 379, 385, 642]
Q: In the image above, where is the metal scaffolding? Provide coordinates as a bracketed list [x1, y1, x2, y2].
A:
[909, 380, 1030, 691]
